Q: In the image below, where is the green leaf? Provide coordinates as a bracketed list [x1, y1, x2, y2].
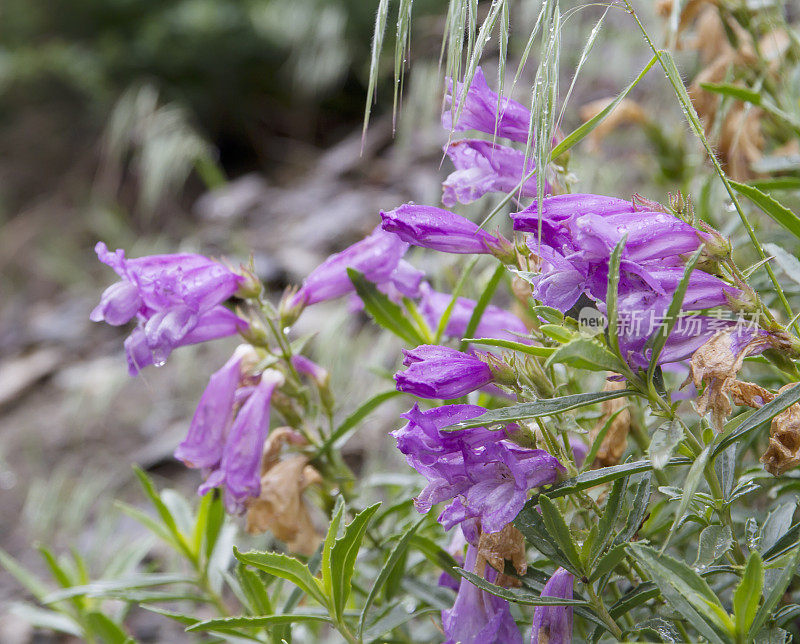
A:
[347, 268, 424, 345]
[139, 606, 199, 627]
[628, 543, 732, 644]
[582, 406, 630, 471]
[329, 503, 381, 621]
[7, 603, 81, 637]
[358, 515, 425, 637]
[131, 466, 193, 560]
[539, 496, 583, 574]
[734, 551, 763, 637]
[321, 497, 345, 606]
[605, 235, 626, 358]
[699, 82, 762, 105]
[0, 547, 51, 602]
[608, 582, 658, 619]
[233, 548, 327, 607]
[462, 338, 554, 358]
[713, 384, 800, 456]
[546, 338, 630, 374]
[591, 477, 627, 563]
[545, 459, 687, 501]
[730, 181, 800, 242]
[41, 574, 190, 603]
[695, 525, 733, 569]
[513, 503, 576, 573]
[187, 613, 332, 633]
[236, 564, 273, 616]
[460, 263, 507, 351]
[648, 421, 684, 471]
[664, 444, 711, 550]
[645, 246, 703, 379]
[443, 390, 636, 430]
[85, 612, 132, 644]
[454, 569, 588, 606]
[314, 390, 401, 458]
[748, 545, 800, 640]
[550, 54, 657, 159]
[364, 605, 438, 643]
[589, 544, 628, 583]
[749, 177, 800, 192]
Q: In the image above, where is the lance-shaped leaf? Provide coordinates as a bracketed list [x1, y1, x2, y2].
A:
[455, 569, 588, 606]
[730, 182, 800, 242]
[734, 551, 763, 639]
[628, 543, 733, 644]
[748, 545, 800, 640]
[233, 548, 327, 608]
[545, 338, 630, 374]
[663, 445, 711, 551]
[539, 496, 583, 574]
[443, 389, 636, 430]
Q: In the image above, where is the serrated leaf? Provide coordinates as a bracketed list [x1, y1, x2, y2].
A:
[591, 477, 627, 563]
[589, 544, 627, 582]
[186, 613, 332, 633]
[734, 551, 763, 637]
[329, 503, 381, 621]
[614, 473, 653, 545]
[628, 543, 732, 644]
[348, 269, 424, 345]
[236, 564, 273, 617]
[443, 389, 636, 430]
[664, 445, 711, 550]
[648, 421, 683, 470]
[514, 504, 576, 572]
[695, 525, 732, 569]
[233, 548, 327, 607]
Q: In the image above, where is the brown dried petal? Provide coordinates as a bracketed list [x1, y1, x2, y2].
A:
[246, 455, 322, 555]
[477, 524, 527, 586]
[761, 385, 800, 476]
[590, 379, 631, 467]
[727, 380, 774, 409]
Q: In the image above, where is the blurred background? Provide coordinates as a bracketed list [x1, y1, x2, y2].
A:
[1, 0, 799, 640]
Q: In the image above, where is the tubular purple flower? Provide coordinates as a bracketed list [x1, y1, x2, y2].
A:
[531, 568, 574, 644]
[393, 404, 564, 533]
[91, 242, 247, 374]
[442, 544, 523, 644]
[290, 227, 409, 307]
[291, 355, 329, 385]
[174, 351, 243, 469]
[199, 369, 284, 513]
[442, 67, 531, 142]
[381, 204, 500, 254]
[395, 345, 494, 399]
[511, 194, 635, 232]
[442, 140, 541, 207]
[419, 285, 530, 343]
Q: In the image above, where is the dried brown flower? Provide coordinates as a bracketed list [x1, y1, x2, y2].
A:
[590, 379, 631, 467]
[685, 330, 772, 431]
[477, 523, 527, 587]
[761, 384, 800, 476]
[246, 429, 322, 555]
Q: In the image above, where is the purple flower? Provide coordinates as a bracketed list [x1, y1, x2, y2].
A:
[392, 404, 564, 533]
[442, 140, 541, 207]
[442, 544, 523, 644]
[419, 285, 530, 344]
[174, 350, 244, 469]
[199, 369, 284, 513]
[381, 204, 500, 255]
[442, 67, 531, 142]
[291, 355, 329, 385]
[290, 227, 409, 307]
[395, 345, 494, 399]
[511, 193, 635, 232]
[530, 568, 574, 644]
[91, 242, 247, 375]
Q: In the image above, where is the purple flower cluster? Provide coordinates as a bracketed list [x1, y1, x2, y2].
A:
[512, 194, 739, 367]
[175, 349, 284, 513]
[91, 242, 247, 374]
[393, 404, 564, 534]
[442, 543, 523, 644]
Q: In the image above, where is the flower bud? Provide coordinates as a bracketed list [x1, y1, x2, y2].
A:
[235, 264, 263, 300]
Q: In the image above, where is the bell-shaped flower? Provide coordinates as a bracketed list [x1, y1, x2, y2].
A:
[442, 139, 541, 206]
[381, 204, 501, 255]
[442, 544, 524, 644]
[395, 345, 494, 399]
[530, 568, 575, 644]
[442, 67, 532, 142]
[90, 242, 247, 374]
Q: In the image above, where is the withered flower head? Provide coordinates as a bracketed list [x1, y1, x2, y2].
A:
[246, 428, 322, 555]
[761, 384, 800, 477]
[477, 523, 527, 587]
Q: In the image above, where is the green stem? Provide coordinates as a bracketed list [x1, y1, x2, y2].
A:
[586, 583, 623, 639]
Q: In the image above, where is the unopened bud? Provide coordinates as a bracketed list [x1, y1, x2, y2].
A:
[484, 233, 517, 265]
[482, 353, 517, 387]
[235, 264, 263, 299]
[696, 221, 731, 259]
[239, 314, 270, 347]
[279, 287, 306, 328]
[725, 278, 759, 315]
